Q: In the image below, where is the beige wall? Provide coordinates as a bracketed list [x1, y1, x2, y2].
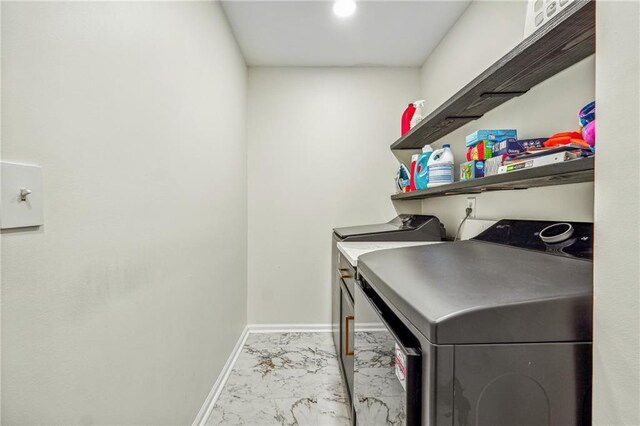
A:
[593, 1, 640, 424]
[247, 67, 420, 324]
[1, 2, 247, 424]
[0, 2, 3, 422]
[0, 3, 3, 423]
[418, 0, 595, 234]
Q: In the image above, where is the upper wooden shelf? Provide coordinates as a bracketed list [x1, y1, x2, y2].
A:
[391, 0, 595, 150]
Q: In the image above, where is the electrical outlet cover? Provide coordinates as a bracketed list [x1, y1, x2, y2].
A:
[466, 197, 477, 219]
[1, 162, 44, 229]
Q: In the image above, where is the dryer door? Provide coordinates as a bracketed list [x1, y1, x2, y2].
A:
[353, 280, 421, 425]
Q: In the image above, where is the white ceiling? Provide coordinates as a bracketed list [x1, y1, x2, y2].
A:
[221, 1, 471, 67]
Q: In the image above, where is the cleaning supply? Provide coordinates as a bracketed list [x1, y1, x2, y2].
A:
[466, 140, 494, 161]
[498, 151, 579, 174]
[395, 164, 411, 193]
[485, 155, 506, 176]
[427, 144, 455, 187]
[414, 145, 433, 190]
[492, 138, 547, 156]
[466, 129, 517, 147]
[409, 154, 419, 191]
[401, 103, 416, 136]
[460, 160, 485, 181]
[410, 100, 426, 129]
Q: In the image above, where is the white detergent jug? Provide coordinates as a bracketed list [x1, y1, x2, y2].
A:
[427, 144, 455, 187]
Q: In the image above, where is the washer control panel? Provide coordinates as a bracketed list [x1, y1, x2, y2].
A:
[473, 219, 593, 260]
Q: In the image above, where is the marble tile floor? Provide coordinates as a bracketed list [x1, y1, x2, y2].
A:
[207, 332, 352, 426]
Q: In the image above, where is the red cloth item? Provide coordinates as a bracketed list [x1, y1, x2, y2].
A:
[401, 104, 416, 136]
[543, 131, 590, 148]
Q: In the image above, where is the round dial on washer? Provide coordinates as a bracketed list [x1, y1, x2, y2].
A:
[539, 223, 574, 244]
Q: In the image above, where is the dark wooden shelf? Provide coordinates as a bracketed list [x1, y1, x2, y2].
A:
[391, 0, 595, 150]
[391, 157, 594, 200]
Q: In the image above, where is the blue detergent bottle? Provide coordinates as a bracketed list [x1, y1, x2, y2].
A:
[414, 145, 433, 190]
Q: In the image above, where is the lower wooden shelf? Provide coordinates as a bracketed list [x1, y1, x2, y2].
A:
[391, 156, 594, 201]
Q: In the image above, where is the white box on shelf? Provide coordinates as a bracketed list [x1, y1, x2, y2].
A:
[524, 0, 576, 39]
[498, 152, 577, 174]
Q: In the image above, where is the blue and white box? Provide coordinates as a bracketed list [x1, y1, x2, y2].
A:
[492, 138, 547, 156]
[465, 129, 517, 147]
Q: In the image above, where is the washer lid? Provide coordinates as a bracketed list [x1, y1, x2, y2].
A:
[333, 215, 436, 240]
[334, 223, 404, 239]
[357, 241, 593, 345]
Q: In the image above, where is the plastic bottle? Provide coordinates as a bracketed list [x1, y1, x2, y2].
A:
[401, 103, 416, 136]
[427, 144, 455, 188]
[409, 154, 419, 191]
[410, 100, 426, 129]
[414, 145, 433, 190]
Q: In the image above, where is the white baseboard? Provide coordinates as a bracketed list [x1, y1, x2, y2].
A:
[248, 323, 332, 333]
[193, 324, 331, 425]
[193, 325, 250, 426]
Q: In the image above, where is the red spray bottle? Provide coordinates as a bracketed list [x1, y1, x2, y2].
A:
[401, 103, 416, 136]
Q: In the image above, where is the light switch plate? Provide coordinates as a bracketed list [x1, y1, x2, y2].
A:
[1, 161, 44, 229]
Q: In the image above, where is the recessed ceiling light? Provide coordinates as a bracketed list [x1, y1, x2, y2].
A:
[333, 0, 356, 18]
